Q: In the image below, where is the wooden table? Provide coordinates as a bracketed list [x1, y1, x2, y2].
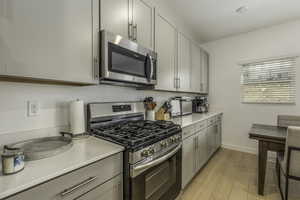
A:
[249, 124, 287, 196]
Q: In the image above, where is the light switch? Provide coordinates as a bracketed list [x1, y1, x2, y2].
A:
[27, 101, 40, 117]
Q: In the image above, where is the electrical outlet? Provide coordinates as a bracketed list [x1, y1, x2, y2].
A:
[27, 101, 40, 117]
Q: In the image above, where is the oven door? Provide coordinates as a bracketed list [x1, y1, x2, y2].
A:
[130, 145, 182, 200]
[101, 31, 157, 85]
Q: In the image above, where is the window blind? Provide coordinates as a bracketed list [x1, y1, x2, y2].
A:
[241, 57, 296, 104]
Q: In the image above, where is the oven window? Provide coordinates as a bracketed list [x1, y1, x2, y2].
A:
[109, 43, 146, 78]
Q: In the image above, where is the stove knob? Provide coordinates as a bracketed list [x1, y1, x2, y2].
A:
[149, 147, 155, 155]
[141, 150, 150, 157]
[160, 141, 167, 148]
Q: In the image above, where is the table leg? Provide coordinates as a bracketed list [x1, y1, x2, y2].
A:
[258, 141, 268, 195]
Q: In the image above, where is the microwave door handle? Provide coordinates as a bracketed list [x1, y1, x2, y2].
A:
[149, 55, 154, 79]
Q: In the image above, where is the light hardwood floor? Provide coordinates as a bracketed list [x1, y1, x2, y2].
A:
[181, 149, 282, 200]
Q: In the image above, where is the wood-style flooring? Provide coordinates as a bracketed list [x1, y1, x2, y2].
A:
[181, 148, 281, 200]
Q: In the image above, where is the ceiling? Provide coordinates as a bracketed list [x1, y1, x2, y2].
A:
[165, 0, 300, 42]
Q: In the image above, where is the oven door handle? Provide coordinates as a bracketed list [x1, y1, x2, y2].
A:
[134, 144, 182, 172]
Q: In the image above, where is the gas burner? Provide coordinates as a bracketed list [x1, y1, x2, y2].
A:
[91, 120, 181, 151]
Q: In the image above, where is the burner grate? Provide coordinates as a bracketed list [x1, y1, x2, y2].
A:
[91, 120, 181, 149]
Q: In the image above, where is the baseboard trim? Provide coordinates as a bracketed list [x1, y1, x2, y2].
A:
[222, 143, 257, 155]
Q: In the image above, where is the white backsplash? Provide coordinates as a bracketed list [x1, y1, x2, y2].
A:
[0, 81, 196, 145]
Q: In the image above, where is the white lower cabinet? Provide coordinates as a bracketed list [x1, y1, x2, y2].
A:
[182, 135, 195, 189]
[6, 153, 123, 200]
[182, 114, 222, 189]
[77, 175, 122, 200]
[195, 129, 208, 172]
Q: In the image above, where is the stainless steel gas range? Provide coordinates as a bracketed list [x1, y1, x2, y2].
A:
[87, 102, 182, 200]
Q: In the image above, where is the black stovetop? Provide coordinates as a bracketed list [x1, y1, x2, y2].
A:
[91, 120, 181, 151]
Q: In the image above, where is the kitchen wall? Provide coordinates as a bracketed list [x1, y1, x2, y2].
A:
[0, 0, 199, 145]
[203, 19, 300, 154]
[0, 82, 195, 144]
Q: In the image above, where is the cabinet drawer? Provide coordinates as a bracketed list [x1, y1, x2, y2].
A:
[7, 153, 122, 200]
[194, 120, 207, 132]
[207, 117, 216, 127]
[182, 125, 196, 139]
[76, 175, 122, 200]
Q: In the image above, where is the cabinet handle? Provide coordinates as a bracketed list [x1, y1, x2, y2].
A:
[60, 176, 97, 197]
[133, 24, 137, 41]
[178, 78, 181, 89]
[93, 58, 99, 80]
[128, 23, 133, 40]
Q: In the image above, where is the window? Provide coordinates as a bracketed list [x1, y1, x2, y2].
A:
[241, 57, 296, 104]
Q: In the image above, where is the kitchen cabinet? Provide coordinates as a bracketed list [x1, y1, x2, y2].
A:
[181, 116, 222, 189]
[6, 153, 123, 200]
[100, 0, 130, 40]
[215, 115, 222, 150]
[200, 50, 209, 93]
[182, 135, 196, 189]
[177, 32, 192, 92]
[132, 0, 155, 49]
[0, 0, 99, 85]
[101, 0, 154, 50]
[77, 175, 122, 200]
[191, 43, 202, 93]
[207, 123, 216, 157]
[195, 129, 208, 172]
[155, 13, 177, 91]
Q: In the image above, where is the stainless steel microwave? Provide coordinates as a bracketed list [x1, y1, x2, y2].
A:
[100, 30, 157, 85]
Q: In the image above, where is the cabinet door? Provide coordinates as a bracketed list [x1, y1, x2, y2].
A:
[0, 0, 99, 84]
[216, 121, 222, 149]
[182, 135, 195, 189]
[132, 0, 154, 50]
[101, 0, 130, 39]
[191, 43, 201, 93]
[207, 126, 216, 158]
[177, 33, 192, 92]
[77, 175, 122, 200]
[200, 50, 209, 93]
[155, 13, 177, 91]
[197, 129, 208, 171]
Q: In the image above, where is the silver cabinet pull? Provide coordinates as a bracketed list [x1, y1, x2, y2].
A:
[60, 176, 97, 197]
[128, 23, 133, 40]
[133, 24, 137, 41]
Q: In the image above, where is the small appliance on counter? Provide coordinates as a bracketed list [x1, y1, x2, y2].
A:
[193, 96, 209, 113]
[170, 97, 193, 117]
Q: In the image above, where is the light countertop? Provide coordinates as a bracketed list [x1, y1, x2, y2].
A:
[0, 136, 124, 199]
[170, 112, 223, 128]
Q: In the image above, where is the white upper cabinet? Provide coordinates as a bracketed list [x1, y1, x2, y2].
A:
[200, 50, 209, 93]
[100, 0, 130, 40]
[0, 0, 99, 84]
[177, 33, 192, 92]
[132, 0, 155, 50]
[101, 0, 154, 50]
[191, 43, 202, 93]
[155, 13, 177, 91]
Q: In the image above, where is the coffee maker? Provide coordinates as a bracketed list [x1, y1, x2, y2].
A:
[193, 96, 209, 113]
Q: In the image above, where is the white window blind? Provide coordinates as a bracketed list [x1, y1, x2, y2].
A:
[241, 57, 296, 104]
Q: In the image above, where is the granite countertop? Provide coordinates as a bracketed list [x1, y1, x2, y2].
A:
[0, 136, 124, 199]
[170, 112, 223, 128]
